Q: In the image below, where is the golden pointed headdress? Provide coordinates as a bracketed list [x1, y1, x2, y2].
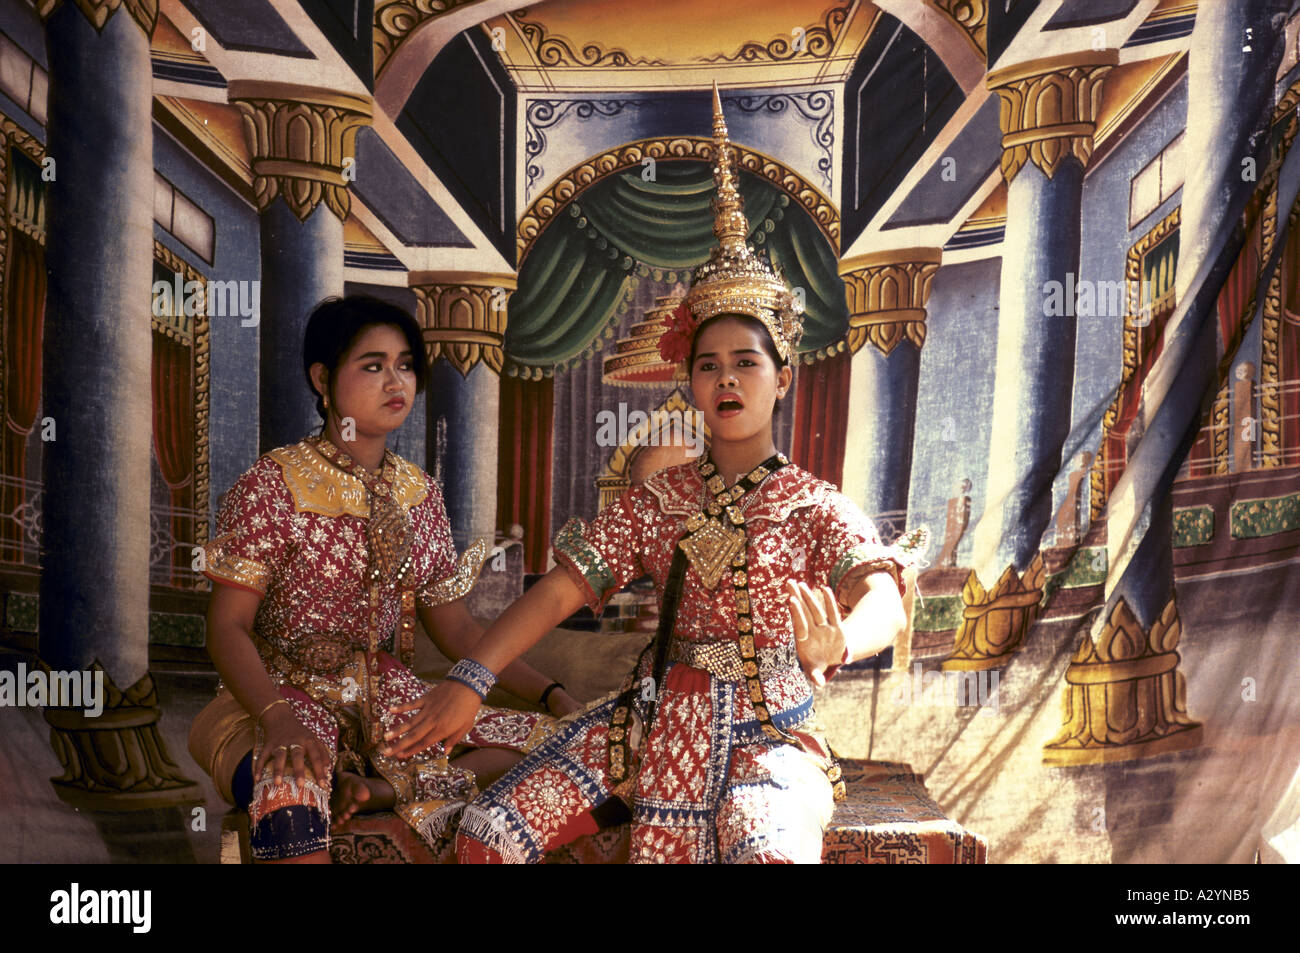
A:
[681, 82, 804, 362]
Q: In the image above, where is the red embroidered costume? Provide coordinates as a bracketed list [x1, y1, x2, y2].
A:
[456, 459, 907, 863]
[200, 436, 554, 859]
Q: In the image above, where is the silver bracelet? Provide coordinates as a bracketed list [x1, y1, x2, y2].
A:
[447, 658, 497, 700]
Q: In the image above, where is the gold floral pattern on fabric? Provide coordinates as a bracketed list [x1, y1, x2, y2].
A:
[641, 463, 827, 525]
[203, 442, 454, 663]
[271, 437, 428, 518]
[198, 438, 559, 855]
[203, 544, 273, 596]
[416, 537, 490, 608]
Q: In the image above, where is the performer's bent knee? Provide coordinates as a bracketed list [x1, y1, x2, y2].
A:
[251, 804, 330, 861]
[241, 751, 335, 861]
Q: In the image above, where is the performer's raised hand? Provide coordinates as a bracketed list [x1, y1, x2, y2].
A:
[787, 580, 847, 688]
[383, 680, 481, 758]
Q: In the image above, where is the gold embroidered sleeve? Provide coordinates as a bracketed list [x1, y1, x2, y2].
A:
[551, 490, 648, 617]
[204, 533, 273, 596]
[417, 538, 490, 608]
[552, 517, 617, 615]
[830, 545, 905, 602]
[813, 495, 919, 605]
[202, 457, 298, 597]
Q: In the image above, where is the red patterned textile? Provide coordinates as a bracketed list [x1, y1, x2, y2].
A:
[322, 759, 988, 865]
[457, 461, 910, 864]
[1281, 216, 1300, 461]
[497, 375, 554, 573]
[820, 761, 987, 863]
[200, 437, 556, 854]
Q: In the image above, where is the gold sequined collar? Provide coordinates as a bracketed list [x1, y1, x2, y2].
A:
[269, 438, 428, 518]
[642, 461, 830, 524]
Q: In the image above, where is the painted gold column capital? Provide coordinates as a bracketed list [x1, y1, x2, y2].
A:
[410, 273, 517, 377]
[37, 0, 158, 35]
[1044, 595, 1202, 765]
[943, 554, 1045, 671]
[987, 50, 1118, 184]
[227, 81, 374, 223]
[839, 248, 942, 356]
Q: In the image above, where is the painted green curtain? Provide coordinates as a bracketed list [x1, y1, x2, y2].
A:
[506, 161, 847, 368]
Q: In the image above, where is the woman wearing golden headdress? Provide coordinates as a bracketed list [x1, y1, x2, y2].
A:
[384, 88, 922, 863]
[189, 295, 579, 863]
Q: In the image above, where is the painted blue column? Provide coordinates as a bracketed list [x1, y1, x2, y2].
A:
[413, 278, 512, 551]
[972, 157, 1085, 576]
[226, 82, 373, 453]
[948, 52, 1116, 672]
[970, 51, 1117, 587]
[839, 251, 940, 522]
[257, 201, 343, 450]
[426, 362, 500, 550]
[39, 0, 199, 807]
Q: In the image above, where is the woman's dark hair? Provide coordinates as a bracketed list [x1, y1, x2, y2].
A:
[687, 312, 787, 370]
[302, 295, 427, 421]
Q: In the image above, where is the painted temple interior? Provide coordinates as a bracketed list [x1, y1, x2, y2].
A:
[1, 0, 1299, 864]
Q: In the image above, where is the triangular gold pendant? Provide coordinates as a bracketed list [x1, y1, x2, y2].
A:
[678, 517, 746, 589]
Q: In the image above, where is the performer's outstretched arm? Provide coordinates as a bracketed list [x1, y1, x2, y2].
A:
[417, 597, 580, 715]
[387, 567, 589, 756]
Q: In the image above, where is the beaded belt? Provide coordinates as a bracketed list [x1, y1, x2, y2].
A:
[666, 639, 799, 682]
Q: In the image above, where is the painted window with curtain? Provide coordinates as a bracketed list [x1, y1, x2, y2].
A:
[0, 140, 46, 570]
[149, 250, 209, 590]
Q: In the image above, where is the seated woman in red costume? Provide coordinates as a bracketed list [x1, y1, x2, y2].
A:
[190, 295, 579, 863]
[383, 92, 925, 863]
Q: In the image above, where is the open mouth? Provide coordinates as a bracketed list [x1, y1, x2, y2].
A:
[715, 396, 744, 416]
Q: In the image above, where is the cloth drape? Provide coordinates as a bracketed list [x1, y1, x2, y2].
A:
[507, 162, 847, 369]
[1, 228, 44, 562]
[791, 348, 850, 486]
[1281, 213, 1300, 461]
[497, 375, 554, 574]
[150, 328, 194, 583]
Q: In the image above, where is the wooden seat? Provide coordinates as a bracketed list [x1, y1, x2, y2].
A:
[212, 759, 985, 864]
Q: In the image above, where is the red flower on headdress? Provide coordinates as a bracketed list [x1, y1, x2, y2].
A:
[657, 300, 698, 364]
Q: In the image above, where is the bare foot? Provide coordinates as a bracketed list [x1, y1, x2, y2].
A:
[331, 772, 396, 826]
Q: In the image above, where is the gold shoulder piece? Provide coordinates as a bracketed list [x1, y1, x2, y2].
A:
[387, 454, 430, 510]
[418, 537, 490, 607]
[270, 440, 369, 517]
[269, 441, 429, 517]
[641, 464, 699, 518]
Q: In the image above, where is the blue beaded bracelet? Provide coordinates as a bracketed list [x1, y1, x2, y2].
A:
[446, 658, 497, 700]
